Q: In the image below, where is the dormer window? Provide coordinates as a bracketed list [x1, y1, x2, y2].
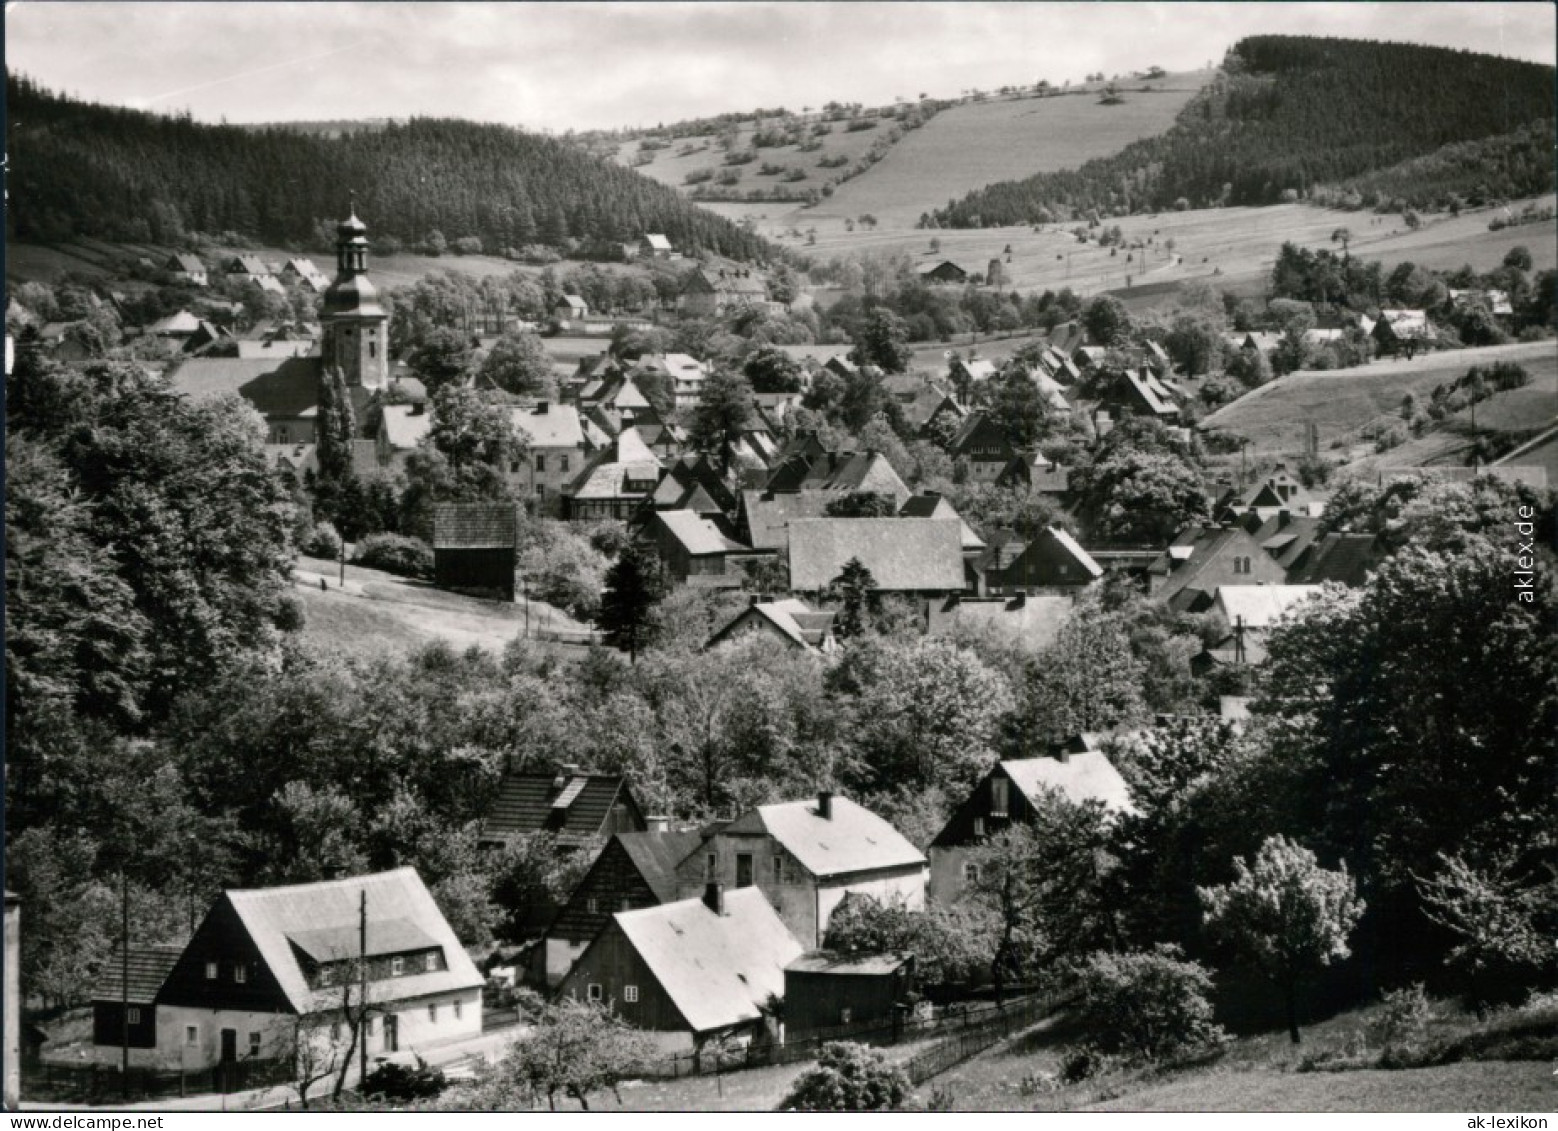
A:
[391, 957, 405, 976]
[319, 965, 335, 986]
[424, 953, 438, 973]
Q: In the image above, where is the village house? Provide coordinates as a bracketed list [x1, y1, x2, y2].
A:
[1371, 309, 1438, 357]
[1213, 465, 1321, 521]
[947, 356, 997, 402]
[165, 254, 209, 287]
[93, 868, 483, 1073]
[553, 294, 590, 325]
[479, 767, 648, 850]
[898, 492, 986, 556]
[225, 254, 273, 278]
[705, 597, 839, 654]
[1093, 367, 1182, 430]
[783, 950, 916, 1040]
[787, 518, 967, 598]
[917, 260, 968, 285]
[677, 792, 928, 950]
[647, 453, 740, 518]
[923, 591, 1076, 654]
[679, 267, 770, 318]
[639, 233, 674, 259]
[946, 414, 1019, 483]
[509, 401, 589, 511]
[563, 428, 663, 521]
[928, 743, 1136, 902]
[376, 400, 432, 471]
[556, 885, 803, 1055]
[975, 526, 1103, 594]
[431, 503, 519, 600]
[646, 509, 750, 586]
[539, 829, 702, 987]
[763, 449, 912, 504]
[1193, 584, 1325, 670]
[1146, 523, 1289, 611]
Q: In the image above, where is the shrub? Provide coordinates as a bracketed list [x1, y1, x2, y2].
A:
[783, 1042, 910, 1111]
[1058, 1043, 1116, 1083]
[1371, 983, 1433, 1060]
[361, 1056, 448, 1101]
[1073, 946, 1227, 1063]
[301, 521, 343, 560]
[354, 533, 434, 580]
[274, 593, 305, 633]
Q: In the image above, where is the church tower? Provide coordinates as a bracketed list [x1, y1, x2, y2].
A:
[320, 198, 389, 389]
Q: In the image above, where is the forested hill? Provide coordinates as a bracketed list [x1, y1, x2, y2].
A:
[5, 75, 778, 262]
[930, 36, 1556, 227]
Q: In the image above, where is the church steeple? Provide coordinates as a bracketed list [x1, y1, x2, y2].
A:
[321, 194, 388, 389]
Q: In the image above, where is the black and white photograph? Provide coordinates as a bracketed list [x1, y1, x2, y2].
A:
[3, 0, 1556, 1117]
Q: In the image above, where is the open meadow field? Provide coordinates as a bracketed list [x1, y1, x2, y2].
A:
[779, 196, 1557, 307]
[1342, 371, 1558, 472]
[1200, 339, 1558, 458]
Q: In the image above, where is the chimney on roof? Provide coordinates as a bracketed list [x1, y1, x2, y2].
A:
[703, 881, 725, 915]
[646, 815, 670, 833]
[1054, 741, 1071, 765]
[535, 401, 549, 414]
[818, 790, 834, 819]
[749, 594, 761, 607]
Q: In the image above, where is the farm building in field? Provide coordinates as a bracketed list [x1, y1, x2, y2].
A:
[555, 885, 803, 1056]
[431, 503, 519, 600]
[639, 233, 674, 259]
[928, 743, 1135, 903]
[678, 792, 928, 950]
[784, 949, 916, 1041]
[94, 868, 483, 1073]
[917, 260, 968, 285]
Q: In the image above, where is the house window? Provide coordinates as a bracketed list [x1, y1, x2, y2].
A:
[234, 964, 247, 984]
[186, 1026, 199, 1046]
[536, 454, 547, 471]
[587, 983, 604, 1003]
[586, 897, 599, 913]
[840, 1008, 853, 1025]
[424, 953, 438, 973]
[561, 455, 570, 472]
[369, 341, 376, 359]
[127, 1007, 141, 1026]
[706, 853, 717, 880]
[454, 1001, 463, 1021]
[536, 485, 546, 497]
[991, 777, 1009, 817]
[620, 897, 632, 911]
[973, 817, 985, 837]
[963, 862, 981, 884]
[773, 856, 784, 885]
[205, 961, 219, 981]
[624, 985, 639, 1004]
[391, 957, 405, 976]
[319, 965, 335, 986]
[249, 1032, 262, 1057]
[429, 1004, 439, 1023]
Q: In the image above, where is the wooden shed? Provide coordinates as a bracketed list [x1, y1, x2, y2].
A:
[432, 503, 519, 600]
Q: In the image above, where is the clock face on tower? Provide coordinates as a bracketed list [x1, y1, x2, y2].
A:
[322, 202, 389, 389]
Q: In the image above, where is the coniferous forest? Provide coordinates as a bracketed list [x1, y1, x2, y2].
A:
[929, 36, 1556, 227]
[5, 75, 778, 262]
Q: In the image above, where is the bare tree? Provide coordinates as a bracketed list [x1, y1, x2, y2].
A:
[269, 1012, 347, 1110]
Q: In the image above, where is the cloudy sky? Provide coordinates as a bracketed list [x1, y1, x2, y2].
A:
[7, 2, 1554, 132]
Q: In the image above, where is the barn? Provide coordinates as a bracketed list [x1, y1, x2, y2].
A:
[432, 503, 519, 600]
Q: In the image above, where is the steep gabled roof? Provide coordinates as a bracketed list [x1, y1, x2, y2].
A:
[225, 867, 483, 1013]
[655, 509, 748, 556]
[724, 796, 926, 879]
[787, 518, 965, 592]
[611, 889, 802, 1035]
[1287, 532, 1383, 587]
[432, 503, 518, 550]
[706, 598, 837, 651]
[169, 356, 323, 418]
[1000, 751, 1136, 816]
[739, 490, 839, 552]
[615, 831, 704, 903]
[511, 403, 585, 449]
[93, 947, 184, 1004]
[898, 493, 985, 552]
[482, 772, 643, 847]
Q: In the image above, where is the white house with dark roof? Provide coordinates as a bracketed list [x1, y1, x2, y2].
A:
[122, 868, 482, 1073]
[678, 792, 928, 949]
[928, 746, 1135, 902]
[556, 886, 803, 1054]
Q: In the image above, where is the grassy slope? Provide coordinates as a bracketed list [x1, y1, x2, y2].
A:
[804, 76, 1211, 229]
[935, 997, 1557, 1113]
[1200, 340, 1558, 458]
[1346, 372, 1558, 472]
[291, 555, 589, 660]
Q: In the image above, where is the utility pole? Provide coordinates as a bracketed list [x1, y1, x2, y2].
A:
[359, 890, 368, 1086]
[339, 537, 346, 589]
[121, 872, 130, 1098]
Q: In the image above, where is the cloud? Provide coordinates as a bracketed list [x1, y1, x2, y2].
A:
[6, 2, 1553, 131]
